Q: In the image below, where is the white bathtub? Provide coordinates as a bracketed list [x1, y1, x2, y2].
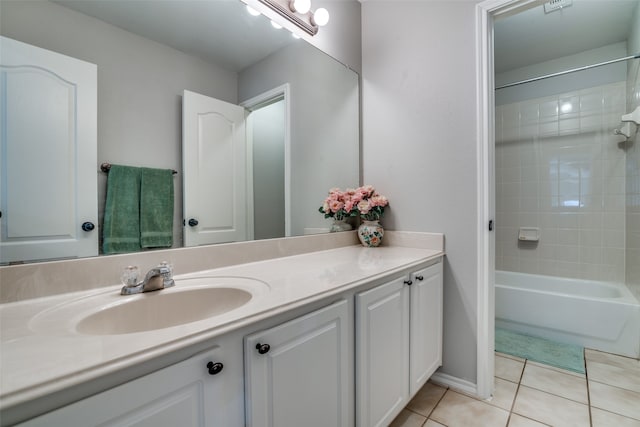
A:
[495, 271, 640, 358]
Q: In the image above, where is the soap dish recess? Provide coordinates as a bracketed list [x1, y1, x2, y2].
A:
[518, 227, 540, 242]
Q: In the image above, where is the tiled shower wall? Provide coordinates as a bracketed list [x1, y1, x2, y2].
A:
[495, 82, 627, 282]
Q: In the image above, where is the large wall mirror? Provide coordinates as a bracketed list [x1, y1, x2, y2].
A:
[0, 0, 360, 264]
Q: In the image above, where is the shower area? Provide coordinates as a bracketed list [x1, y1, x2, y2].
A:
[493, 0, 640, 359]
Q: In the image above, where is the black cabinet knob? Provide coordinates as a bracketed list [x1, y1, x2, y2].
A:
[206, 361, 223, 375]
[188, 218, 199, 227]
[81, 222, 95, 232]
[415, 275, 424, 281]
[256, 343, 271, 354]
[404, 280, 413, 286]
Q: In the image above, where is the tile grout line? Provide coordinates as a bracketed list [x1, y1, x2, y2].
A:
[404, 383, 450, 424]
[514, 358, 556, 427]
[585, 348, 593, 427]
[505, 357, 529, 426]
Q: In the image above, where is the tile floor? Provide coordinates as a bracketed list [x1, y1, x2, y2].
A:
[390, 349, 640, 427]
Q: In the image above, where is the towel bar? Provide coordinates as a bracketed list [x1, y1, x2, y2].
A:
[100, 162, 177, 175]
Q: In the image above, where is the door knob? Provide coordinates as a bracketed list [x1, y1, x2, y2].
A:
[188, 218, 199, 227]
[206, 361, 223, 375]
[81, 222, 95, 232]
[255, 343, 271, 354]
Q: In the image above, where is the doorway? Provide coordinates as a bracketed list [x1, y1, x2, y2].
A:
[477, 0, 640, 398]
[242, 84, 291, 240]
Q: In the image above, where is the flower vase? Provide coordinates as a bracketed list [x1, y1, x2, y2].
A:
[330, 219, 352, 232]
[357, 220, 384, 247]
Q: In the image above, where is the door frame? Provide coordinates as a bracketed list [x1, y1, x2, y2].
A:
[476, 0, 538, 399]
[241, 84, 291, 238]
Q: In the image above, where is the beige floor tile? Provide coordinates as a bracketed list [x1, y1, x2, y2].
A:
[495, 355, 525, 383]
[512, 385, 590, 427]
[430, 390, 509, 427]
[389, 409, 427, 427]
[585, 349, 640, 370]
[591, 408, 640, 427]
[587, 359, 640, 393]
[487, 377, 518, 411]
[496, 352, 526, 363]
[407, 381, 448, 417]
[507, 414, 549, 427]
[520, 363, 588, 404]
[527, 360, 585, 378]
[589, 380, 640, 420]
[424, 420, 446, 427]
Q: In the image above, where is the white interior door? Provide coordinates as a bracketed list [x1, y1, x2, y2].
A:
[182, 90, 247, 246]
[0, 36, 97, 264]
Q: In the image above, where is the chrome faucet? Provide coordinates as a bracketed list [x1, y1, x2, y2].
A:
[121, 262, 175, 295]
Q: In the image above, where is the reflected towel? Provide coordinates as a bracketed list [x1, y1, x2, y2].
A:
[140, 167, 174, 248]
[103, 165, 141, 254]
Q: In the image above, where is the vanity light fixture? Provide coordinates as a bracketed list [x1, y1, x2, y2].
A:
[257, 0, 329, 36]
[246, 5, 261, 16]
[290, 0, 311, 14]
[310, 7, 329, 27]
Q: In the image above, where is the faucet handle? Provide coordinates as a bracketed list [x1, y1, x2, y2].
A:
[121, 266, 139, 287]
[159, 261, 173, 275]
[159, 261, 175, 288]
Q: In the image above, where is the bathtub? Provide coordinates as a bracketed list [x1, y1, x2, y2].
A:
[495, 271, 640, 359]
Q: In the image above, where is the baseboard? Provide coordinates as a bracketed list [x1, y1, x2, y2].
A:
[430, 372, 478, 396]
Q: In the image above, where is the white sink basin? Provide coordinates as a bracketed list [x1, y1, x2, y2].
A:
[29, 276, 270, 335]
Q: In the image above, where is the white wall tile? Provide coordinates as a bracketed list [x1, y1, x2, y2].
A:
[495, 81, 627, 282]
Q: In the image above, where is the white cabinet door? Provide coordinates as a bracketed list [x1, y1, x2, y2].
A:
[0, 36, 98, 263]
[244, 299, 353, 427]
[18, 347, 238, 427]
[182, 90, 248, 247]
[355, 277, 410, 427]
[409, 262, 444, 396]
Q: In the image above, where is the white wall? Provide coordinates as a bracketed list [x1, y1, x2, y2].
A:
[0, 0, 238, 249]
[362, 1, 481, 385]
[239, 43, 360, 237]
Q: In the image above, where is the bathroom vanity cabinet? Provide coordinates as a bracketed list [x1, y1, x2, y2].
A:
[17, 346, 240, 426]
[244, 299, 353, 427]
[355, 262, 443, 427]
[4, 241, 444, 427]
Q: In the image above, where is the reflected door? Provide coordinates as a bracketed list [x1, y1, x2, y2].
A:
[0, 36, 98, 264]
[182, 90, 248, 246]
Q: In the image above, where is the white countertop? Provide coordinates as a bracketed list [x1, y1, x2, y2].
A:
[0, 243, 443, 412]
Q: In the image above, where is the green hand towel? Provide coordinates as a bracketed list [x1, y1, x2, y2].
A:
[140, 167, 174, 248]
[103, 165, 141, 254]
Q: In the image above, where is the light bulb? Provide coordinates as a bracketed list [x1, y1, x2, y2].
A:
[271, 20, 283, 29]
[312, 7, 329, 26]
[246, 5, 261, 16]
[290, 0, 311, 14]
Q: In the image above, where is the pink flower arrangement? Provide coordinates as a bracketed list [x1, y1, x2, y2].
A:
[319, 185, 389, 221]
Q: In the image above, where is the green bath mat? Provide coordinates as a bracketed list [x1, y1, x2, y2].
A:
[495, 328, 585, 374]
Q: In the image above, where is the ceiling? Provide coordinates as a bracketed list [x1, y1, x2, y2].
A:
[494, 0, 639, 73]
[54, 0, 297, 72]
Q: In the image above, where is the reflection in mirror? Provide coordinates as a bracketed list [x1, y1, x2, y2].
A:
[0, 0, 359, 264]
